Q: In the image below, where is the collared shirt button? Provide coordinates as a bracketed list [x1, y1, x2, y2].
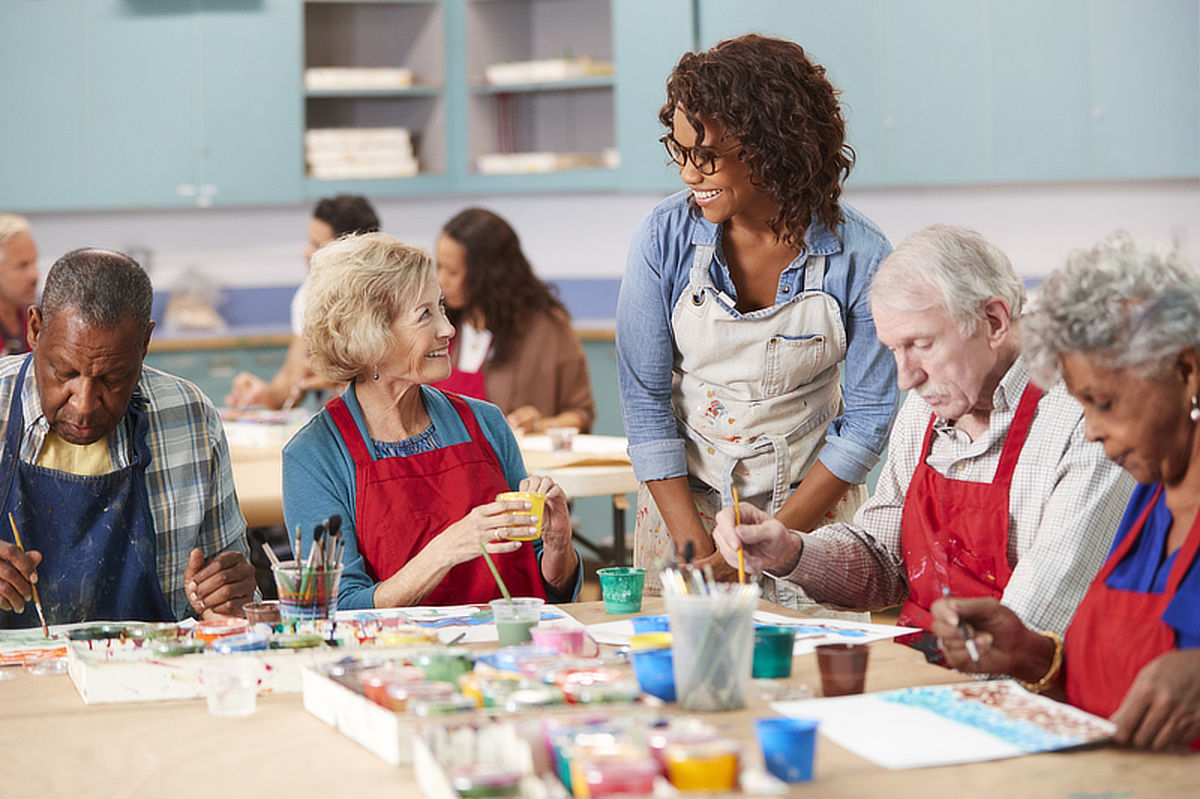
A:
[781, 286, 790, 293]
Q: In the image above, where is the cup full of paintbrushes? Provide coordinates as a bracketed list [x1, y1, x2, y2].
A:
[272, 559, 343, 621]
[664, 578, 761, 712]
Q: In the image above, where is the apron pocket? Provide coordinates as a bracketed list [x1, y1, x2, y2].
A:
[762, 334, 831, 397]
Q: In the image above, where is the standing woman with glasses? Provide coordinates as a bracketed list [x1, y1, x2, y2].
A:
[616, 34, 899, 609]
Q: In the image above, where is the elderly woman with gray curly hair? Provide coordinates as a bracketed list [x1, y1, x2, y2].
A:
[932, 232, 1200, 751]
[282, 233, 581, 608]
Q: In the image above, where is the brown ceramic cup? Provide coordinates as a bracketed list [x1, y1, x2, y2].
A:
[815, 643, 869, 696]
[242, 600, 282, 625]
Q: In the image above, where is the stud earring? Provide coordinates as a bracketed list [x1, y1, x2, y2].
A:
[373, 365, 380, 381]
[1191, 395, 1200, 423]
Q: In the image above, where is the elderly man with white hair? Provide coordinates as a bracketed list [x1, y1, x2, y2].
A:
[0, 214, 39, 356]
[713, 224, 1135, 664]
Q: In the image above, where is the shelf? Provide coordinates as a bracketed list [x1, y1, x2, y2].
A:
[305, 85, 443, 99]
[472, 75, 614, 95]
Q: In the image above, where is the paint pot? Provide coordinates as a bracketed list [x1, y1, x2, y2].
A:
[663, 739, 740, 792]
[242, 601, 282, 625]
[413, 647, 473, 683]
[377, 625, 438, 646]
[122, 622, 181, 644]
[563, 679, 641, 705]
[596, 567, 645, 614]
[815, 643, 869, 697]
[270, 632, 325, 649]
[530, 624, 599, 657]
[66, 623, 128, 641]
[578, 755, 660, 797]
[490, 597, 545, 645]
[385, 679, 455, 712]
[193, 618, 250, 643]
[210, 631, 271, 654]
[503, 685, 564, 712]
[631, 647, 676, 703]
[646, 722, 720, 771]
[755, 717, 818, 783]
[359, 665, 426, 708]
[752, 625, 797, 679]
[410, 694, 479, 717]
[630, 614, 670, 634]
[151, 638, 207, 657]
[448, 764, 523, 798]
[495, 490, 545, 540]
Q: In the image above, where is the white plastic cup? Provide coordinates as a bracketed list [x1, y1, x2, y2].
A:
[666, 585, 760, 711]
[201, 657, 261, 717]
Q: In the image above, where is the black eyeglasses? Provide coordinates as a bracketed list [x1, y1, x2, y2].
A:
[659, 133, 740, 176]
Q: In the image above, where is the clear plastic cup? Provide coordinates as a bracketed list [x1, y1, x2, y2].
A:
[201, 657, 261, 717]
[666, 584, 760, 711]
[490, 597, 544, 645]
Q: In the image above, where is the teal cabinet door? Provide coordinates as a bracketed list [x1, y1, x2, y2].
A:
[1087, 0, 1199, 179]
[695, 0, 883, 187]
[82, 0, 199, 208]
[612, 0, 695, 193]
[198, 0, 304, 205]
[0, 0, 87, 211]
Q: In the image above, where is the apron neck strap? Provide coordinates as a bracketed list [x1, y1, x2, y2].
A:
[802, 254, 826, 292]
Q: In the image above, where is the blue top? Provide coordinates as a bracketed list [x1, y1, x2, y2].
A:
[282, 384, 581, 609]
[615, 190, 899, 486]
[1105, 482, 1200, 648]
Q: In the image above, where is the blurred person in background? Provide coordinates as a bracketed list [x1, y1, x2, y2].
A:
[0, 214, 39, 356]
[225, 195, 380, 410]
[434, 207, 594, 434]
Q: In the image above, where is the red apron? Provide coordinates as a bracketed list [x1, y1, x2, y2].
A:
[434, 339, 489, 401]
[898, 384, 1042, 645]
[1064, 484, 1200, 749]
[327, 390, 545, 605]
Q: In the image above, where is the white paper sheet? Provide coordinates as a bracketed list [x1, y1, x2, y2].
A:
[771, 680, 1115, 769]
[334, 604, 577, 644]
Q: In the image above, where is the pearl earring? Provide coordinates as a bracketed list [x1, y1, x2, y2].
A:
[1190, 395, 1200, 423]
[373, 365, 379, 381]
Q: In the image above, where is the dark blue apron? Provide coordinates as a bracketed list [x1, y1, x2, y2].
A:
[0, 354, 174, 627]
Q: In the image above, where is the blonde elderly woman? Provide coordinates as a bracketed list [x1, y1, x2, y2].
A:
[282, 233, 581, 607]
[933, 233, 1200, 751]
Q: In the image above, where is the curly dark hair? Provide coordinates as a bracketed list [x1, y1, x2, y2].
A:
[659, 34, 854, 252]
[441, 208, 566, 366]
[313, 194, 381, 237]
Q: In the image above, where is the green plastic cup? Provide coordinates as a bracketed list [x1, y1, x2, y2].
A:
[597, 567, 645, 614]
[752, 625, 797, 678]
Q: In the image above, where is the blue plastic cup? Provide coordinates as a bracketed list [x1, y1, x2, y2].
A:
[631, 614, 669, 633]
[631, 647, 676, 702]
[755, 717, 818, 783]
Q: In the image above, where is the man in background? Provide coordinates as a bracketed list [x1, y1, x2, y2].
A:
[0, 214, 39, 356]
[225, 194, 380, 409]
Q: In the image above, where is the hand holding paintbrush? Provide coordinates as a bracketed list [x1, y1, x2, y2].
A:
[6, 514, 49, 637]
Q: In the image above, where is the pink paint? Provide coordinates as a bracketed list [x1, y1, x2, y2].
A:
[530, 624, 599, 657]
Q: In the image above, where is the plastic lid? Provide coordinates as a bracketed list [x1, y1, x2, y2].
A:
[629, 632, 673, 651]
[210, 631, 271, 654]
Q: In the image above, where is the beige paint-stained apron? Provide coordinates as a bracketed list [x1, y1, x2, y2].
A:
[634, 241, 867, 618]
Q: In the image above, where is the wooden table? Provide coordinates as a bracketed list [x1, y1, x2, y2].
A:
[1, 600, 1195, 799]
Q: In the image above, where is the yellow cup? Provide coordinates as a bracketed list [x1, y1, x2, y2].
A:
[496, 491, 545, 540]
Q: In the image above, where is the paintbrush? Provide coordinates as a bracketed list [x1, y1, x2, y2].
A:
[8, 514, 49, 638]
[943, 585, 980, 663]
[732, 487, 745, 584]
[478, 542, 513, 604]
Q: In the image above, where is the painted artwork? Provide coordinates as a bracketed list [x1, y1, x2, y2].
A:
[772, 680, 1115, 769]
[334, 604, 576, 644]
[586, 609, 917, 653]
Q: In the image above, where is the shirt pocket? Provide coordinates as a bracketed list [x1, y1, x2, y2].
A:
[762, 334, 831, 397]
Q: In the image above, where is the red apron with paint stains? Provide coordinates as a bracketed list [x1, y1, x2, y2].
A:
[898, 384, 1042, 634]
[327, 391, 545, 605]
[1063, 484, 1200, 749]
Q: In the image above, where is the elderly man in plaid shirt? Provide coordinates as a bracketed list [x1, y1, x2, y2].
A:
[714, 225, 1134, 664]
[0, 248, 253, 627]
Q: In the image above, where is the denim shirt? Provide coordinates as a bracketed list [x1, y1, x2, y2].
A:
[615, 190, 898, 486]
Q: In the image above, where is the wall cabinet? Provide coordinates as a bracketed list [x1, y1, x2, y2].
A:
[697, 0, 1199, 187]
[1, 0, 1195, 213]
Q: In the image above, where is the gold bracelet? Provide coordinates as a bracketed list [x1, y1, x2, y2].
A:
[1019, 630, 1063, 694]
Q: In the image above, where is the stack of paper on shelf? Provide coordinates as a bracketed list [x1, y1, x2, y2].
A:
[476, 147, 619, 175]
[484, 56, 613, 86]
[305, 67, 415, 91]
[306, 127, 419, 180]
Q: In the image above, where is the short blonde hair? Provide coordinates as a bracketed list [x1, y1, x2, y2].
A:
[303, 232, 433, 382]
[0, 214, 31, 249]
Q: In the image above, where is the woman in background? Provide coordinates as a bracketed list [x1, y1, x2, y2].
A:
[434, 207, 595, 434]
[934, 233, 1200, 750]
[283, 233, 581, 608]
[616, 34, 897, 602]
